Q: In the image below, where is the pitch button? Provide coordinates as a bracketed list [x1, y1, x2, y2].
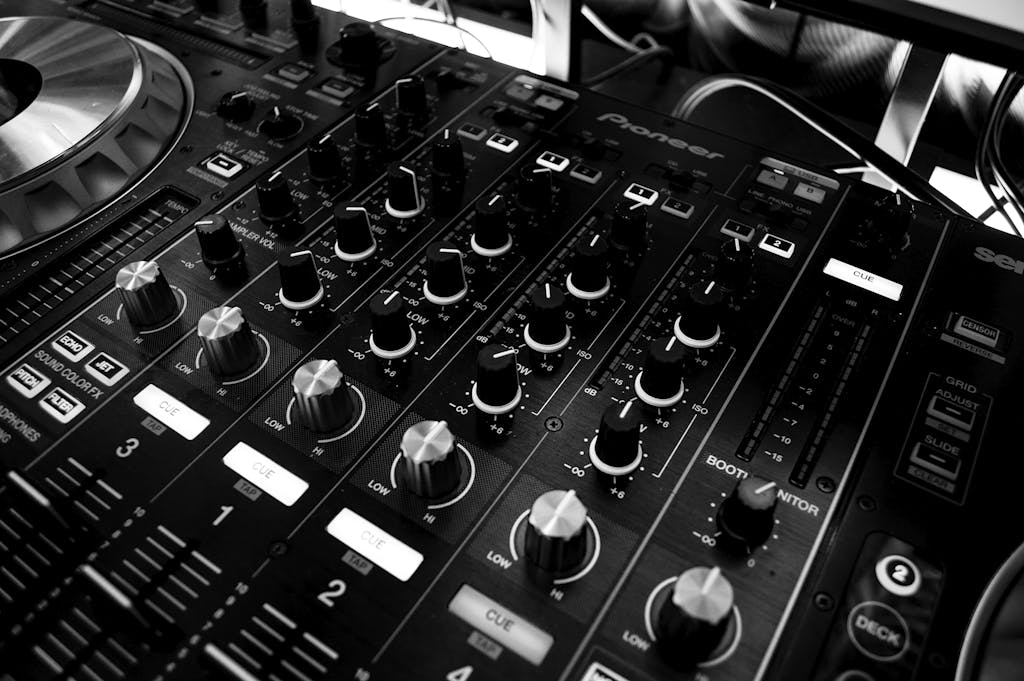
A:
[472, 194, 512, 257]
[423, 241, 467, 305]
[636, 336, 686, 408]
[566, 234, 611, 300]
[277, 250, 325, 310]
[333, 204, 377, 262]
[369, 291, 416, 359]
[674, 280, 723, 349]
[472, 344, 522, 415]
[524, 284, 570, 354]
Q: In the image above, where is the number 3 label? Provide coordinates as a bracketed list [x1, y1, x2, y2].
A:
[116, 437, 140, 458]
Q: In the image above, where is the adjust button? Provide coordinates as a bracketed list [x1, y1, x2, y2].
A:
[448, 584, 554, 665]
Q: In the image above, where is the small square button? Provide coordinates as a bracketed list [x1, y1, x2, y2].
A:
[759, 233, 796, 259]
[624, 182, 658, 206]
[661, 197, 694, 220]
[457, 123, 487, 141]
[39, 388, 85, 424]
[85, 353, 130, 387]
[757, 169, 789, 190]
[721, 219, 755, 242]
[534, 94, 564, 111]
[537, 151, 569, 172]
[204, 152, 247, 180]
[51, 330, 94, 362]
[486, 133, 519, 153]
[276, 63, 312, 83]
[505, 83, 533, 101]
[794, 182, 826, 204]
[569, 164, 602, 184]
[320, 78, 355, 100]
[7, 363, 51, 399]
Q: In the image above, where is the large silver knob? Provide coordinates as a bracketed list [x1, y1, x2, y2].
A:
[291, 359, 355, 433]
[400, 420, 461, 499]
[197, 306, 261, 377]
[523, 489, 589, 574]
[116, 260, 178, 328]
[656, 566, 735, 668]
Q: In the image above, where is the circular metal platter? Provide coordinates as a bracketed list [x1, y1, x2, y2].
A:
[0, 16, 191, 257]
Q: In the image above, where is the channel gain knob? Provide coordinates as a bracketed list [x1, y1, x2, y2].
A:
[472, 344, 522, 416]
[524, 283, 570, 354]
[385, 162, 425, 219]
[291, 359, 356, 433]
[566, 234, 611, 300]
[716, 476, 778, 551]
[333, 203, 377, 262]
[197, 306, 262, 377]
[635, 336, 686, 408]
[524, 489, 589, 575]
[589, 400, 642, 479]
[115, 260, 179, 329]
[278, 250, 325, 311]
[423, 241, 467, 305]
[471, 194, 512, 257]
[368, 291, 416, 359]
[674, 279, 723, 349]
[401, 420, 461, 499]
[656, 566, 736, 668]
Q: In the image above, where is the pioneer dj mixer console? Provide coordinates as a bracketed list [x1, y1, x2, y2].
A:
[0, 2, 1022, 680]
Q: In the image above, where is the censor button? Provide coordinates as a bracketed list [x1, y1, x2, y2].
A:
[846, 601, 909, 662]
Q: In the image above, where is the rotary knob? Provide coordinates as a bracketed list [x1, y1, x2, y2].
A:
[423, 241, 467, 305]
[115, 261, 179, 329]
[277, 250, 325, 310]
[369, 291, 416, 359]
[307, 134, 343, 185]
[860, 191, 914, 257]
[333, 204, 377, 262]
[472, 344, 522, 415]
[256, 171, 297, 223]
[524, 283, 570, 354]
[217, 90, 255, 123]
[292, 359, 356, 433]
[610, 200, 648, 252]
[431, 129, 466, 215]
[590, 400, 642, 477]
[195, 215, 245, 275]
[524, 490, 589, 574]
[355, 102, 386, 148]
[516, 165, 553, 214]
[674, 279, 723, 349]
[401, 420, 461, 499]
[334, 22, 380, 69]
[715, 239, 754, 293]
[716, 476, 778, 551]
[395, 75, 428, 122]
[259, 106, 304, 141]
[656, 566, 735, 668]
[290, 0, 320, 51]
[635, 336, 685, 407]
[471, 194, 512, 257]
[566, 234, 611, 300]
[239, 0, 267, 30]
[385, 162, 425, 219]
[197, 306, 262, 377]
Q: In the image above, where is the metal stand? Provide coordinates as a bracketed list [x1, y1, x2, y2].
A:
[535, 0, 582, 82]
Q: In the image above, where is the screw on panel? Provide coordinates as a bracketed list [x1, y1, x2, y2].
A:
[928, 652, 948, 669]
[813, 592, 834, 611]
[857, 495, 876, 512]
[816, 476, 836, 494]
[212, 191, 224, 201]
[338, 313, 355, 326]
[545, 417, 563, 432]
[269, 540, 288, 558]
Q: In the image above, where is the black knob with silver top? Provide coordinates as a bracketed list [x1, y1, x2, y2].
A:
[278, 250, 325, 310]
[292, 359, 356, 433]
[423, 241, 467, 305]
[116, 260, 179, 329]
[385, 162, 425, 219]
[472, 344, 522, 415]
[471, 194, 512, 257]
[197, 306, 262, 377]
[566, 234, 611, 300]
[369, 291, 416, 359]
[590, 400, 643, 478]
[524, 283, 570, 354]
[656, 566, 736, 668]
[674, 279, 723, 349]
[635, 336, 686, 408]
[524, 489, 589, 574]
[401, 420, 461, 499]
[333, 204, 377, 262]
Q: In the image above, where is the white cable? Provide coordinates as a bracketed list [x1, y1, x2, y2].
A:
[582, 5, 642, 53]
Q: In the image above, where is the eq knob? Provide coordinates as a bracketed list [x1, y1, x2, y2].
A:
[516, 165, 553, 214]
[423, 241, 467, 305]
[115, 260, 179, 329]
[395, 75, 428, 122]
[259, 106, 304, 141]
[610, 199, 648, 252]
[715, 238, 754, 293]
[385, 162, 425, 219]
[355, 103, 387, 148]
[471, 194, 512, 257]
[194, 215, 245, 275]
[566, 234, 611, 300]
[524, 489, 589, 574]
[369, 291, 416, 359]
[589, 400, 642, 477]
[635, 336, 686, 408]
[197, 306, 262, 377]
[334, 22, 380, 69]
[292, 359, 356, 433]
[524, 283, 570, 354]
[431, 130, 466, 214]
[256, 171, 297, 223]
[239, 0, 267, 30]
[216, 90, 255, 123]
[656, 566, 735, 668]
[472, 344, 522, 415]
[716, 476, 778, 550]
[674, 279, 723, 349]
[333, 204, 377, 262]
[401, 420, 461, 499]
[307, 134, 343, 185]
[277, 250, 325, 310]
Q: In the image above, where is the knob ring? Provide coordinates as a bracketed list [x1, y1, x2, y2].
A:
[471, 383, 522, 415]
[369, 329, 417, 360]
[673, 316, 721, 349]
[279, 285, 325, 311]
[588, 438, 642, 477]
[523, 324, 571, 354]
[634, 372, 685, 408]
[121, 286, 188, 334]
[196, 332, 270, 384]
[388, 443, 477, 509]
[335, 240, 377, 263]
[565, 272, 610, 301]
[644, 577, 743, 668]
[423, 281, 467, 306]
[385, 196, 426, 220]
[470, 233, 513, 258]
[509, 510, 602, 583]
[285, 383, 366, 442]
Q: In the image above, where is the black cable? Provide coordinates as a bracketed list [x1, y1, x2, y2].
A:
[786, 13, 807, 62]
[990, 74, 1024, 226]
[975, 72, 1021, 235]
[581, 45, 673, 87]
